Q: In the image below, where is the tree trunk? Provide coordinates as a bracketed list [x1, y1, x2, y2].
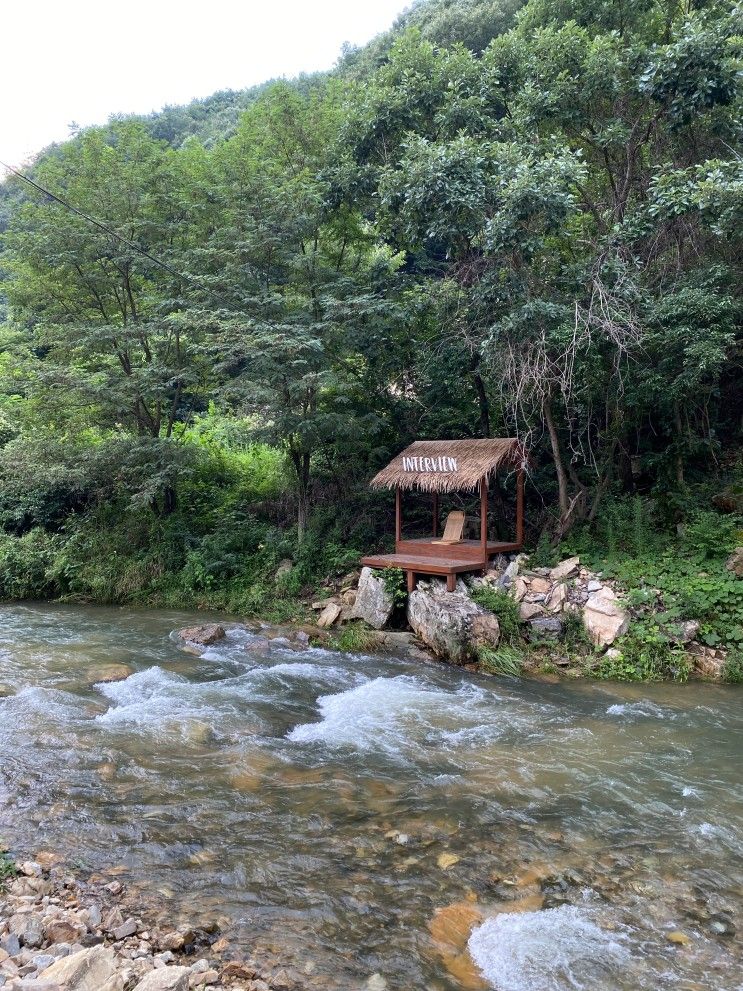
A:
[544, 398, 570, 520]
[673, 402, 685, 486]
[290, 447, 312, 542]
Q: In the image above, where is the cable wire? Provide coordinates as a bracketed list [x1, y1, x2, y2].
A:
[0, 158, 226, 303]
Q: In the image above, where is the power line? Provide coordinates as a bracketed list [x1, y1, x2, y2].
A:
[0, 158, 226, 303]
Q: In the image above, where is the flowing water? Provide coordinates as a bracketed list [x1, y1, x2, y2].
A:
[0, 603, 741, 990]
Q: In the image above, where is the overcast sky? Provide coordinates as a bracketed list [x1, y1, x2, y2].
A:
[2, 0, 410, 168]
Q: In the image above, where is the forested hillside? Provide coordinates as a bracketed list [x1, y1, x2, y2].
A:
[0, 0, 740, 659]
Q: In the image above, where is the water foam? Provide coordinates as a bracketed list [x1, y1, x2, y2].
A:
[468, 905, 630, 991]
[286, 675, 501, 757]
[95, 666, 220, 735]
[606, 701, 671, 720]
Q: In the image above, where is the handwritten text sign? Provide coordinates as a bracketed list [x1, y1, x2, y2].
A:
[403, 456, 458, 472]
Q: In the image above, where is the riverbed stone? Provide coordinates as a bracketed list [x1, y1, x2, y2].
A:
[87, 664, 133, 685]
[582, 588, 629, 646]
[350, 567, 394, 630]
[177, 625, 225, 646]
[132, 968, 191, 991]
[9, 916, 43, 950]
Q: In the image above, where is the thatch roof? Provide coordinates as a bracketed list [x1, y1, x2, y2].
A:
[370, 438, 526, 493]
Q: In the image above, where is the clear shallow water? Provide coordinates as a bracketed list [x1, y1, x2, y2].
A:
[0, 603, 741, 990]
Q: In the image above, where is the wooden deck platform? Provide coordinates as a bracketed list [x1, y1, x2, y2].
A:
[361, 538, 521, 592]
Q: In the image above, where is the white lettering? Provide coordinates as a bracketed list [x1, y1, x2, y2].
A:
[402, 454, 459, 471]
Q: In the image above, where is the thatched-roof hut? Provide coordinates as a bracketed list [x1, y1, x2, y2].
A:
[370, 438, 526, 493]
[362, 438, 527, 592]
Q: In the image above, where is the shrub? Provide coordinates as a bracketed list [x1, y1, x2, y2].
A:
[377, 567, 408, 608]
[530, 531, 559, 568]
[723, 650, 743, 684]
[561, 610, 591, 651]
[0, 529, 61, 600]
[680, 510, 740, 559]
[596, 623, 690, 682]
[0, 850, 16, 887]
[470, 584, 523, 646]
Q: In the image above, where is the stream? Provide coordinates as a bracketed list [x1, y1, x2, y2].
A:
[0, 603, 741, 990]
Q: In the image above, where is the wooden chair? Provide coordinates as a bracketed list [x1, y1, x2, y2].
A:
[433, 510, 465, 545]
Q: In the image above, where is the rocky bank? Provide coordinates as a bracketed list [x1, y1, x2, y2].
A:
[0, 858, 305, 991]
[298, 551, 735, 680]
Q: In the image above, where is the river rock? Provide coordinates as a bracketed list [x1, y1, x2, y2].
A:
[350, 567, 394, 630]
[547, 583, 567, 612]
[9, 914, 44, 949]
[582, 588, 629, 646]
[316, 601, 342, 628]
[40, 945, 121, 990]
[692, 647, 727, 679]
[177, 625, 225, 646]
[550, 556, 580, 581]
[527, 616, 564, 640]
[132, 968, 192, 991]
[497, 561, 519, 588]
[87, 664, 133, 685]
[407, 582, 499, 663]
[519, 602, 543, 621]
[511, 577, 528, 602]
[726, 547, 743, 577]
[529, 577, 551, 595]
[667, 619, 700, 645]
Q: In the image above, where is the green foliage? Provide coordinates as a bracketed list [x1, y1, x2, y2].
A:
[596, 624, 690, 683]
[329, 623, 381, 654]
[681, 511, 740, 560]
[377, 568, 408, 608]
[0, 849, 16, 887]
[561, 610, 591, 652]
[723, 651, 743, 685]
[0, 529, 61, 600]
[469, 584, 522, 646]
[605, 553, 743, 650]
[529, 532, 559, 568]
[477, 644, 523, 676]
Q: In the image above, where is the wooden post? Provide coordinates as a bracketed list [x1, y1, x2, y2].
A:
[480, 476, 488, 566]
[516, 467, 524, 547]
[395, 486, 402, 547]
[407, 570, 416, 593]
[432, 492, 439, 538]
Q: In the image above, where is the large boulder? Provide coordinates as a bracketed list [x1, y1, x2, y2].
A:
[40, 945, 122, 991]
[407, 581, 499, 664]
[582, 588, 630, 646]
[350, 567, 394, 630]
[177, 624, 225, 646]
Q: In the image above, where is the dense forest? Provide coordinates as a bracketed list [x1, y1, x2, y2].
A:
[0, 0, 740, 658]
